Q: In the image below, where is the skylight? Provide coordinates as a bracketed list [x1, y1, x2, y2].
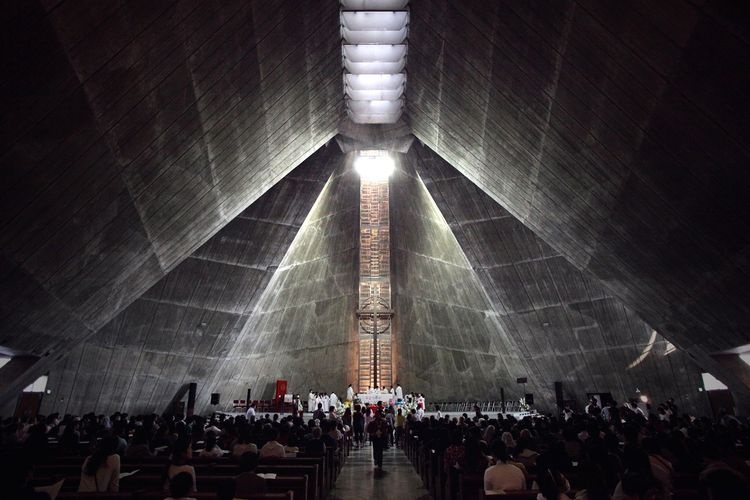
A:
[341, 0, 409, 124]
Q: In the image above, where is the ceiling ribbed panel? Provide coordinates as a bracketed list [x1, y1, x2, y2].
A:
[341, 1, 409, 124]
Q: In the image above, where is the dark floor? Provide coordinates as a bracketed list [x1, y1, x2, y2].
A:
[329, 443, 433, 500]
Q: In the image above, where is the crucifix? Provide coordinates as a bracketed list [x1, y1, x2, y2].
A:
[357, 296, 393, 389]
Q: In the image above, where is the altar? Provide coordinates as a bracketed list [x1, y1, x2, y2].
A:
[356, 391, 395, 406]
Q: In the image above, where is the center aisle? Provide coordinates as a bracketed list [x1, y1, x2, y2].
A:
[330, 443, 433, 500]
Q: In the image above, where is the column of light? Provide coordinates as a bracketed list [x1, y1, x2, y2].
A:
[341, 1, 409, 124]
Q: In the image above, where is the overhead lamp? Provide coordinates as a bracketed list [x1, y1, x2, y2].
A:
[354, 151, 395, 181]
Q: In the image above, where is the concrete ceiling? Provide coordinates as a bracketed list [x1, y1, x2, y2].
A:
[0, 0, 342, 406]
[37, 144, 338, 416]
[1, 0, 749, 412]
[406, 0, 750, 400]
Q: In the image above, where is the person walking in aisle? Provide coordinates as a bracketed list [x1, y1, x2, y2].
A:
[366, 410, 389, 471]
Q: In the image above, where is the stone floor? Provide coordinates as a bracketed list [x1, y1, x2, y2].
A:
[328, 443, 433, 500]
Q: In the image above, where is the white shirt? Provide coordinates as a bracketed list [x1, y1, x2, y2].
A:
[346, 386, 355, 400]
[483, 463, 525, 494]
[232, 442, 258, 458]
[245, 407, 256, 419]
[260, 440, 286, 459]
[199, 446, 225, 458]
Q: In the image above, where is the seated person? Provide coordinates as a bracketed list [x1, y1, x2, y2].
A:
[165, 471, 197, 500]
[235, 451, 268, 497]
[126, 428, 154, 458]
[484, 440, 525, 494]
[231, 429, 258, 459]
[164, 438, 197, 493]
[199, 432, 225, 458]
[305, 427, 326, 457]
[78, 435, 120, 492]
[259, 428, 285, 459]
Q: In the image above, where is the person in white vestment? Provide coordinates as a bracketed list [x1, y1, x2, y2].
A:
[346, 384, 355, 401]
[395, 384, 403, 401]
[330, 392, 339, 409]
[322, 394, 330, 411]
[308, 390, 316, 412]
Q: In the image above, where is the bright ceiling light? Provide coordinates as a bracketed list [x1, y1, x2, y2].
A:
[354, 151, 395, 181]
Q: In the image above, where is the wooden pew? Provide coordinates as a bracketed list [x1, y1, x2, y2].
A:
[55, 493, 293, 500]
[478, 491, 539, 500]
[34, 475, 306, 500]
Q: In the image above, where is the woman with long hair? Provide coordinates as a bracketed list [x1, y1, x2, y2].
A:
[164, 437, 197, 493]
[78, 435, 120, 492]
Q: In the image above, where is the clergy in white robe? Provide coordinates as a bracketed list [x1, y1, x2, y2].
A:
[322, 395, 330, 411]
[395, 384, 403, 400]
[308, 391, 316, 412]
[346, 384, 355, 401]
[330, 392, 339, 408]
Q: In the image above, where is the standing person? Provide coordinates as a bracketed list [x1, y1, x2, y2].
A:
[385, 407, 395, 447]
[395, 408, 405, 448]
[308, 390, 315, 413]
[330, 391, 339, 409]
[346, 384, 355, 402]
[245, 402, 257, 421]
[353, 406, 365, 448]
[366, 410, 389, 471]
[363, 406, 374, 438]
[395, 383, 403, 401]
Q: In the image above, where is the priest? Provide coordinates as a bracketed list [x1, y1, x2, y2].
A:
[308, 389, 316, 412]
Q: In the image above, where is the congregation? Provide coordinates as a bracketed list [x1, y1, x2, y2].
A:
[2, 393, 750, 499]
[1, 409, 351, 499]
[401, 398, 750, 500]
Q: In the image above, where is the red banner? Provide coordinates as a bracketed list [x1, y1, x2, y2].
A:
[275, 380, 288, 400]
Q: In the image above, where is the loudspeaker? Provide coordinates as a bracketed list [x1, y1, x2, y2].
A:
[554, 381, 564, 410]
[516, 377, 528, 384]
[210, 393, 220, 405]
[524, 393, 534, 405]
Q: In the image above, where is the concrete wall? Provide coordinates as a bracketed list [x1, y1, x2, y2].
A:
[389, 156, 529, 402]
[201, 154, 361, 411]
[37, 145, 338, 416]
[409, 143, 709, 414]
